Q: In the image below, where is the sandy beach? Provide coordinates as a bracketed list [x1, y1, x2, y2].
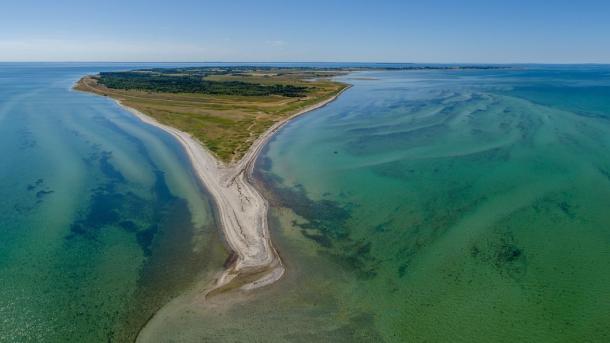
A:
[102, 85, 350, 294]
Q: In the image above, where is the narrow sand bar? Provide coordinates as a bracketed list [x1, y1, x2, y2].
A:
[78, 79, 350, 294]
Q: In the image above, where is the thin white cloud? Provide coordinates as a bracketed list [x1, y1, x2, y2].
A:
[265, 40, 286, 48]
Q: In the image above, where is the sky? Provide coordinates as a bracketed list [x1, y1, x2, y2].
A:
[2, 0, 610, 63]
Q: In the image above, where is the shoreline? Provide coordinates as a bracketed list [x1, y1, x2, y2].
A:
[78, 79, 351, 294]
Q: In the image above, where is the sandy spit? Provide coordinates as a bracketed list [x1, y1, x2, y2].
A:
[99, 85, 351, 294]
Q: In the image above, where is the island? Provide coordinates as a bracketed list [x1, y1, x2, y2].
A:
[76, 67, 350, 294]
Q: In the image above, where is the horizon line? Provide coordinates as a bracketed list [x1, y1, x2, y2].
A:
[1, 60, 610, 65]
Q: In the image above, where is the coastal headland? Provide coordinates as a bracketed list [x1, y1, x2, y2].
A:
[75, 67, 349, 294]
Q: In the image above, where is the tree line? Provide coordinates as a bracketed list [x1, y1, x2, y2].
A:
[97, 72, 308, 97]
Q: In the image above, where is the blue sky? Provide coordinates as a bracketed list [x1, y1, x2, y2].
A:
[2, 0, 610, 63]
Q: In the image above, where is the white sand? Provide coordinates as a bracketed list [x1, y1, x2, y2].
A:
[112, 86, 349, 293]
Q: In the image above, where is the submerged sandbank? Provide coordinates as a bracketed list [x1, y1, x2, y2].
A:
[77, 78, 350, 294]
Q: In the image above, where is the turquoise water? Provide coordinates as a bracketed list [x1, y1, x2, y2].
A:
[0, 63, 227, 342]
[254, 67, 610, 341]
[139, 66, 610, 342]
[4, 64, 610, 342]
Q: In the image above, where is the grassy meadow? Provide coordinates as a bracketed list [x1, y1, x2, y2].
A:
[76, 68, 347, 162]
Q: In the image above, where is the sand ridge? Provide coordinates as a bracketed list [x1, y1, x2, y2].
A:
[109, 85, 350, 294]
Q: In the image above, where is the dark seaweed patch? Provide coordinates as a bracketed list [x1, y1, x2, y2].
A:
[99, 151, 125, 182]
[398, 263, 408, 278]
[373, 219, 392, 233]
[278, 184, 351, 241]
[257, 168, 379, 279]
[495, 238, 527, 280]
[132, 170, 179, 255]
[15, 178, 53, 212]
[69, 223, 88, 236]
[557, 200, 575, 218]
[531, 191, 580, 221]
[470, 245, 481, 258]
[35, 189, 54, 199]
[471, 232, 527, 281]
[387, 181, 486, 280]
[497, 242, 522, 262]
[301, 229, 333, 248]
[119, 220, 138, 232]
[66, 166, 176, 259]
[26, 178, 44, 191]
[136, 224, 159, 256]
[67, 184, 135, 239]
[152, 170, 174, 201]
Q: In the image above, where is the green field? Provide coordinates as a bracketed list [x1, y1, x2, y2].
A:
[76, 67, 347, 162]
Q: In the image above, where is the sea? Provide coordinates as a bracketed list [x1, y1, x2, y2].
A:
[0, 63, 227, 342]
[2, 63, 610, 342]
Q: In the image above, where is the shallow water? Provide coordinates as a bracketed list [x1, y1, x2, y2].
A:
[140, 66, 610, 342]
[255, 67, 610, 342]
[6, 64, 610, 342]
[0, 63, 227, 342]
